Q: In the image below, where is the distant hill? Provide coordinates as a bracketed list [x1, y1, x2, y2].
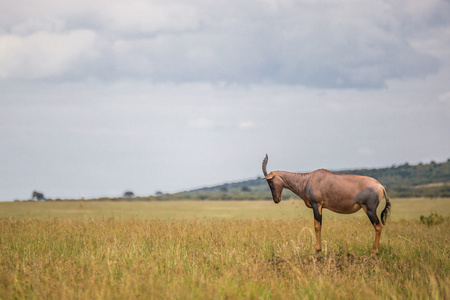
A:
[157, 159, 450, 200]
[43, 159, 450, 202]
[336, 160, 450, 197]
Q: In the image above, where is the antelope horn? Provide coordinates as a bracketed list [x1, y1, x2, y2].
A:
[262, 154, 269, 177]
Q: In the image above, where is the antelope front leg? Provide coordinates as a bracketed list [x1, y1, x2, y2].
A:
[312, 204, 323, 254]
[314, 219, 322, 253]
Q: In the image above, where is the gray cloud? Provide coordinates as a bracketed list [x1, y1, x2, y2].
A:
[1, 0, 447, 87]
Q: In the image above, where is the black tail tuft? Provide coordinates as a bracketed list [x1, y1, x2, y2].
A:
[381, 200, 391, 225]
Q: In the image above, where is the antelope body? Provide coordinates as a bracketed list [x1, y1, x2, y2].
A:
[262, 154, 391, 256]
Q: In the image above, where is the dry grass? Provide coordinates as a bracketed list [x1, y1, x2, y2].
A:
[1, 198, 448, 220]
[0, 200, 449, 299]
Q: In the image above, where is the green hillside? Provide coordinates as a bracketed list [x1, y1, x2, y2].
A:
[336, 160, 450, 197]
[161, 159, 450, 200]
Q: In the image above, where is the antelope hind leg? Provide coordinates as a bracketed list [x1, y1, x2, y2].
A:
[362, 205, 383, 257]
[371, 223, 383, 257]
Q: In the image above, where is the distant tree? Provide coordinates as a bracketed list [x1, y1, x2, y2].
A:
[219, 186, 228, 193]
[155, 191, 164, 196]
[241, 186, 251, 192]
[32, 191, 45, 201]
[123, 191, 135, 198]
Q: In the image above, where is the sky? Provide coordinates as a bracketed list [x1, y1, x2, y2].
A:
[1, 0, 449, 201]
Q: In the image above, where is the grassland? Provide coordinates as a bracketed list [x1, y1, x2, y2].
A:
[1, 198, 449, 299]
[2, 198, 449, 220]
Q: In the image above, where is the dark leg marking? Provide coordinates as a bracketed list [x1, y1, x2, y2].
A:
[311, 203, 322, 224]
[306, 184, 323, 253]
[355, 188, 380, 225]
[307, 184, 322, 224]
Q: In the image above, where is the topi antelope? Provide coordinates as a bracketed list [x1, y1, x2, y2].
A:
[262, 154, 391, 257]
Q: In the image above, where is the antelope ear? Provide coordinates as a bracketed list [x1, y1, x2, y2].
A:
[264, 174, 274, 180]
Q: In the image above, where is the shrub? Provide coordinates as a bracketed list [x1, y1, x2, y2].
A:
[420, 213, 445, 226]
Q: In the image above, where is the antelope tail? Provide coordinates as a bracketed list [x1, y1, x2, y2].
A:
[262, 154, 269, 177]
[380, 188, 391, 225]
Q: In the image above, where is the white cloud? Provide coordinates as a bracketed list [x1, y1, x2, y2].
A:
[357, 147, 374, 156]
[101, 1, 200, 34]
[438, 92, 450, 103]
[239, 121, 256, 129]
[438, 91, 450, 116]
[188, 118, 216, 130]
[0, 30, 97, 79]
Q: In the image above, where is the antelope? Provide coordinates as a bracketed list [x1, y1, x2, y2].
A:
[262, 154, 391, 257]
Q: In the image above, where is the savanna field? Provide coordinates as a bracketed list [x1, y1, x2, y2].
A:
[0, 199, 449, 299]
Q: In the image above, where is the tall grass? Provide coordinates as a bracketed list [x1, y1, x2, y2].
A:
[1, 216, 448, 299]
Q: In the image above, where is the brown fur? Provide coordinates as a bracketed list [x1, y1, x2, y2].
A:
[263, 155, 391, 257]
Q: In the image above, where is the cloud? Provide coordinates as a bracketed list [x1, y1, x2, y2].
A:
[101, 1, 200, 35]
[0, 0, 447, 87]
[0, 30, 97, 79]
[357, 147, 374, 156]
[438, 91, 450, 103]
[188, 118, 216, 130]
[239, 121, 255, 129]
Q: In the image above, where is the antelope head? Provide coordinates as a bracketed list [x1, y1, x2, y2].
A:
[262, 154, 284, 204]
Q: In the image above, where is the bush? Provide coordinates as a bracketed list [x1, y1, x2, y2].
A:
[420, 213, 445, 226]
